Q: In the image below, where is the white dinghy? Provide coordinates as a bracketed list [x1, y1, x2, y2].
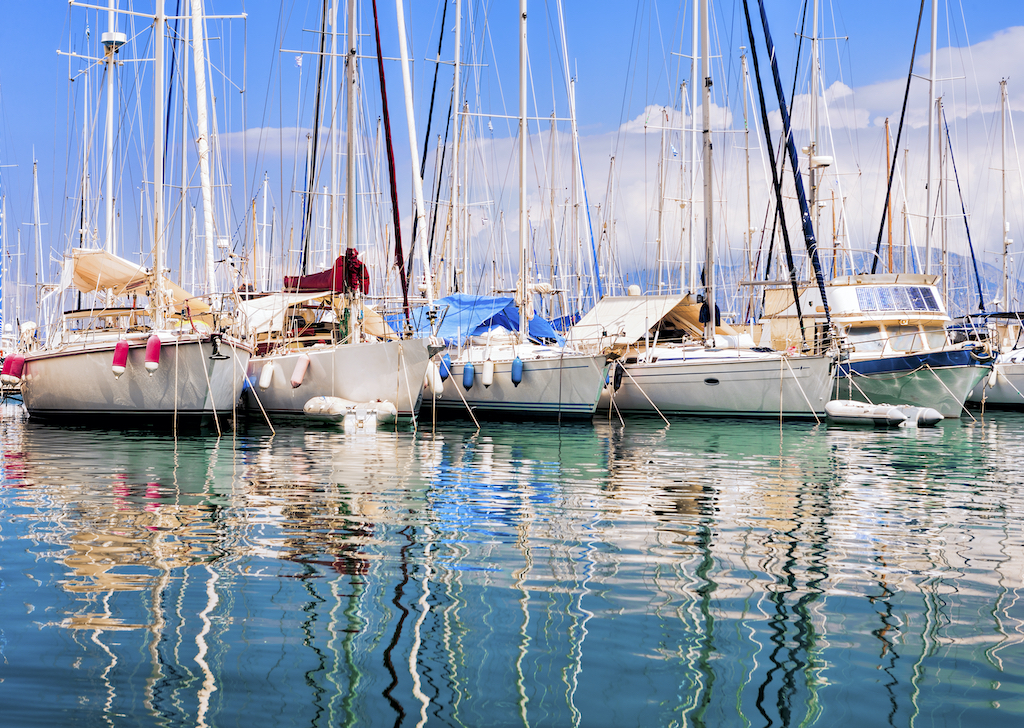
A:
[825, 399, 943, 427]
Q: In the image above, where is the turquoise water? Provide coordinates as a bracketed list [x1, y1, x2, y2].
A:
[1, 406, 1022, 726]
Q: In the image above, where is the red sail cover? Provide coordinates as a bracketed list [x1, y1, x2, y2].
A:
[284, 250, 369, 294]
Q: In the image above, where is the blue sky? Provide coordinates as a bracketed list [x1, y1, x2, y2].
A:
[1, 1, 1022, 313]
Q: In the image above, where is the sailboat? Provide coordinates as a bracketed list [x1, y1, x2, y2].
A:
[566, 0, 835, 419]
[422, 0, 608, 419]
[20, 1, 251, 421]
[749, 0, 992, 420]
[240, 0, 432, 422]
[962, 80, 1024, 408]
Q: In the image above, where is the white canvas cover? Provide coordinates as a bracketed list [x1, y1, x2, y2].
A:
[237, 291, 397, 339]
[567, 295, 684, 349]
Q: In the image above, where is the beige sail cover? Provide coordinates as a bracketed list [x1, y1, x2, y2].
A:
[68, 248, 211, 313]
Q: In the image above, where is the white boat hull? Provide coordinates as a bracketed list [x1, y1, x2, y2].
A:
[246, 338, 431, 420]
[967, 354, 1024, 408]
[22, 333, 251, 418]
[603, 350, 834, 418]
[429, 352, 608, 418]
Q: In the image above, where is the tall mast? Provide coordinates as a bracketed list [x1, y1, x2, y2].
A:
[261, 172, 269, 290]
[518, 0, 528, 340]
[809, 0, 820, 243]
[331, 0, 340, 257]
[179, 3, 189, 283]
[1002, 79, 1009, 308]
[33, 161, 42, 309]
[741, 49, 753, 296]
[153, 2, 165, 326]
[688, 5, 699, 293]
[924, 0, 938, 275]
[700, 0, 713, 347]
[190, 0, 217, 294]
[656, 108, 666, 293]
[453, 0, 462, 291]
[81, 72, 90, 247]
[101, 0, 125, 253]
[345, 0, 356, 256]
[395, 0, 434, 303]
[885, 117, 893, 272]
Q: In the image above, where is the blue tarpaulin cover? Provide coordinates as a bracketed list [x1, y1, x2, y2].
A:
[406, 294, 565, 346]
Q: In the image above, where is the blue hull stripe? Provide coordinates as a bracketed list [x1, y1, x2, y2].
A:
[839, 349, 983, 377]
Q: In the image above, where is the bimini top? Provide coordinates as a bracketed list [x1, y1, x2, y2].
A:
[409, 293, 565, 346]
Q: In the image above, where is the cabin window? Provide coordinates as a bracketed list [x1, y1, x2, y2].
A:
[888, 325, 920, 352]
[922, 327, 947, 349]
[846, 325, 885, 352]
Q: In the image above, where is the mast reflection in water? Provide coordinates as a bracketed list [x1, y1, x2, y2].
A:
[1, 405, 1023, 726]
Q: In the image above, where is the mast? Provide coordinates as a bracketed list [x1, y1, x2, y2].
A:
[345, 0, 356, 259]
[809, 0, 820, 243]
[688, 5, 699, 293]
[741, 50, 752, 298]
[331, 0, 340, 257]
[395, 0, 434, 303]
[81, 72, 90, 247]
[453, 0, 462, 291]
[179, 3, 189, 283]
[924, 0, 938, 274]
[261, 172, 269, 290]
[190, 0, 217, 295]
[700, 0, 713, 347]
[885, 117, 893, 272]
[33, 161, 42, 310]
[153, 0, 165, 326]
[656, 108, 666, 293]
[518, 0, 528, 340]
[1002, 79, 1010, 308]
[102, 0, 125, 253]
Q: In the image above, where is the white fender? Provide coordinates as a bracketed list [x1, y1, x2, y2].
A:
[259, 362, 275, 390]
[290, 354, 311, 388]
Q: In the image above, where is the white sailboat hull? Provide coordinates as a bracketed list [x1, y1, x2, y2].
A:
[967, 354, 1024, 408]
[246, 338, 431, 420]
[22, 333, 251, 418]
[603, 349, 834, 418]
[429, 351, 609, 418]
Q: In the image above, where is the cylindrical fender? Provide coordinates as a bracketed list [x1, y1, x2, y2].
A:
[426, 361, 444, 395]
[291, 353, 311, 388]
[482, 359, 495, 388]
[112, 340, 130, 378]
[511, 356, 523, 387]
[613, 361, 626, 392]
[462, 361, 475, 390]
[259, 362, 275, 390]
[144, 335, 162, 375]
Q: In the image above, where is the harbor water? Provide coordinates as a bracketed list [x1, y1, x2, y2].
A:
[1, 405, 1023, 726]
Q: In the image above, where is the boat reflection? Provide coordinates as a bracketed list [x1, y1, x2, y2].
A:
[2, 414, 1023, 725]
